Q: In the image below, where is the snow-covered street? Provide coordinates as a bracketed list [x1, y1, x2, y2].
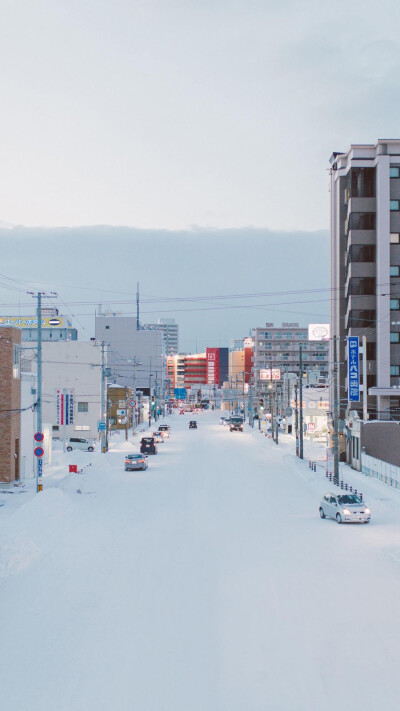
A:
[2, 410, 400, 711]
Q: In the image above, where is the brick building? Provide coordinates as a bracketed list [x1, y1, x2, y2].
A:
[0, 327, 21, 484]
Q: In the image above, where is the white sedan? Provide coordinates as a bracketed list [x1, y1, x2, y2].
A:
[319, 492, 371, 524]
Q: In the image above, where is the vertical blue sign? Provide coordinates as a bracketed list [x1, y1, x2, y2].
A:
[348, 336, 360, 402]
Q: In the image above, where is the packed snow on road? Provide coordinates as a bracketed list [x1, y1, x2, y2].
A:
[1, 410, 400, 710]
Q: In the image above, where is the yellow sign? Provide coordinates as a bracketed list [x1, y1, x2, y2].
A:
[0, 316, 65, 328]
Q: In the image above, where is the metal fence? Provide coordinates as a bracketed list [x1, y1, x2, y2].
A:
[361, 453, 400, 489]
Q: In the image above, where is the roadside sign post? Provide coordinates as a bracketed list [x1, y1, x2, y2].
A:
[34, 432, 44, 492]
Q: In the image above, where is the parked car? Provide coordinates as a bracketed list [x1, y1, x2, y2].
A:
[152, 432, 164, 443]
[189, 420, 197, 429]
[230, 416, 244, 432]
[140, 437, 158, 455]
[219, 416, 229, 425]
[158, 425, 170, 438]
[66, 437, 95, 452]
[319, 492, 371, 524]
[125, 454, 148, 471]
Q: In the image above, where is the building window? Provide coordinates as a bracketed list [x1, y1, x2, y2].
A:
[390, 167, 400, 178]
[390, 366, 400, 376]
[390, 233, 400, 243]
[390, 299, 400, 310]
[78, 402, 89, 413]
[390, 200, 400, 211]
[74, 425, 90, 431]
[105, 325, 110, 329]
[390, 333, 400, 343]
[13, 344, 20, 379]
[390, 266, 400, 277]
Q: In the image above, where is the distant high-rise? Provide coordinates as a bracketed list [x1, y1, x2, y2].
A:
[143, 318, 179, 355]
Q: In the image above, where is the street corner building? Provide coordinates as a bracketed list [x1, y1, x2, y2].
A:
[0, 326, 21, 484]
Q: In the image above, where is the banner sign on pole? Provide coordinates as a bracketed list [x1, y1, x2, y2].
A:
[348, 337, 360, 402]
[56, 389, 75, 425]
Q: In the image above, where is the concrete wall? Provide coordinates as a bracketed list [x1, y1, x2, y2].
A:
[361, 421, 400, 466]
[95, 316, 165, 391]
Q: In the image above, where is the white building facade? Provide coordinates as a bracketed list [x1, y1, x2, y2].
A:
[23, 341, 103, 441]
[95, 315, 165, 395]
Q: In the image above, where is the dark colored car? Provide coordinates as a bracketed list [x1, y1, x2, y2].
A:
[230, 417, 244, 432]
[189, 420, 197, 429]
[140, 437, 158, 454]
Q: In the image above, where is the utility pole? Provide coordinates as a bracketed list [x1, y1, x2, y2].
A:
[270, 383, 275, 442]
[275, 385, 279, 445]
[333, 335, 340, 484]
[249, 381, 253, 427]
[362, 334, 368, 422]
[299, 345, 304, 459]
[125, 386, 128, 441]
[101, 341, 107, 453]
[29, 290, 57, 492]
[148, 356, 152, 427]
[294, 381, 299, 456]
[136, 282, 140, 330]
[36, 292, 43, 492]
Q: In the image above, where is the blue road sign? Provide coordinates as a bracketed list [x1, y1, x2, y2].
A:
[34, 446, 44, 458]
[34, 431, 44, 442]
[174, 388, 187, 399]
[98, 422, 106, 431]
[38, 458, 43, 477]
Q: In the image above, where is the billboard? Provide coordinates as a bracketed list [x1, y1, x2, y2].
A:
[308, 324, 330, 341]
[206, 348, 219, 385]
[260, 368, 281, 381]
[348, 336, 360, 402]
[0, 316, 67, 328]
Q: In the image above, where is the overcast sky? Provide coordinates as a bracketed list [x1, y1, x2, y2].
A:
[2, 0, 400, 231]
[2, 1, 400, 350]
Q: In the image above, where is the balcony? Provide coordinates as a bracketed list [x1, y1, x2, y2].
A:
[348, 197, 376, 214]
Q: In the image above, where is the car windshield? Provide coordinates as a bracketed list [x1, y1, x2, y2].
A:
[337, 494, 362, 504]
[231, 418, 243, 423]
[127, 455, 140, 460]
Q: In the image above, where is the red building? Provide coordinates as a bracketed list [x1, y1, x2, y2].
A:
[243, 337, 254, 384]
[206, 348, 228, 386]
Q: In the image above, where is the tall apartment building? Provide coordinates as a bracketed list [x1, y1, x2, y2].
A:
[253, 323, 329, 399]
[143, 318, 179, 355]
[330, 139, 400, 421]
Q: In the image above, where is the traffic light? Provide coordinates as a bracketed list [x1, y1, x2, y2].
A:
[260, 398, 264, 410]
